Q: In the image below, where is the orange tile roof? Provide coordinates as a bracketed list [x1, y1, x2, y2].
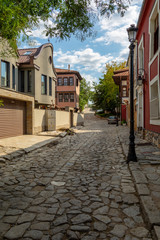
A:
[55, 68, 82, 80]
[18, 48, 39, 63]
[113, 71, 129, 77]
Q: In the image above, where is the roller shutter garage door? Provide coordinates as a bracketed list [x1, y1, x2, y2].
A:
[0, 98, 26, 139]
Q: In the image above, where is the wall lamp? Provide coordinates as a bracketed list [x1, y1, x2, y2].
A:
[137, 68, 147, 86]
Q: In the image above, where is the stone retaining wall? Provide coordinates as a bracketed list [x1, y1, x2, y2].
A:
[137, 128, 160, 149]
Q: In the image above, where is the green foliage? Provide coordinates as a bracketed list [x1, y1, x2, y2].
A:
[0, 0, 130, 53]
[92, 61, 126, 113]
[79, 78, 91, 111]
[0, 99, 4, 107]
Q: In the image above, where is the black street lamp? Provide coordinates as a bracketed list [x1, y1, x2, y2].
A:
[116, 94, 119, 126]
[126, 24, 138, 163]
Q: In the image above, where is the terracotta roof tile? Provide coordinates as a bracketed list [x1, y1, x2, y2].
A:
[113, 71, 129, 77]
[18, 48, 39, 63]
[55, 68, 82, 80]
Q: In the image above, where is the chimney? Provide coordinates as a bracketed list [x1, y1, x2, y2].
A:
[68, 64, 70, 71]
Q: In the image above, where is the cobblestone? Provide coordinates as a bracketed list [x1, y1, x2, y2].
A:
[0, 110, 157, 239]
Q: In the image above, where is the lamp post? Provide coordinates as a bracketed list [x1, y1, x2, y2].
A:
[116, 94, 119, 126]
[126, 24, 138, 163]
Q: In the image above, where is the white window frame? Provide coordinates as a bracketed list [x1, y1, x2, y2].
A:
[136, 35, 144, 128]
[149, 0, 159, 61]
[149, 75, 160, 125]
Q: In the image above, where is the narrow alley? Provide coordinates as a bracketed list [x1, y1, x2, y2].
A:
[0, 110, 154, 239]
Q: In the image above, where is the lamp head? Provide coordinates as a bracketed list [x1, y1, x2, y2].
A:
[127, 24, 138, 43]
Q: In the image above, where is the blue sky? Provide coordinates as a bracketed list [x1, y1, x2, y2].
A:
[20, 0, 143, 86]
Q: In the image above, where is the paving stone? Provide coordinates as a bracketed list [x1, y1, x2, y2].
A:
[136, 184, 150, 195]
[6, 209, 23, 216]
[67, 230, 79, 239]
[70, 225, 90, 232]
[110, 224, 127, 238]
[93, 206, 109, 215]
[17, 213, 35, 224]
[28, 206, 47, 213]
[31, 222, 50, 230]
[140, 196, 160, 227]
[52, 233, 64, 240]
[153, 226, 160, 240]
[122, 194, 139, 204]
[3, 216, 18, 224]
[24, 230, 43, 239]
[124, 218, 135, 228]
[4, 222, 30, 239]
[131, 171, 148, 184]
[130, 227, 149, 238]
[123, 206, 140, 218]
[93, 214, 111, 224]
[0, 223, 10, 235]
[53, 214, 68, 226]
[89, 202, 104, 209]
[37, 213, 55, 221]
[71, 214, 92, 224]
[108, 208, 120, 217]
[94, 221, 107, 231]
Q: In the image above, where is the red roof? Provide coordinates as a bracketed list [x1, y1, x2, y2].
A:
[18, 43, 53, 64]
[18, 48, 39, 63]
[55, 68, 82, 80]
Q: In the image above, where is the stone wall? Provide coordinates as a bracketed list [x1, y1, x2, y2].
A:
[137, 128, 160, 149]
[73, 113, 84, 126]
[33, 109, 84, 133]
[34, 109, 46, 134]
[144, 129, 160, 148]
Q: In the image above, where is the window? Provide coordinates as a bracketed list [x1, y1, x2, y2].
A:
[70, 93, 74, 102]
[154, 15, 159, 54]
[69, 77, 74, 86]
[64, 93, 69, 102]
[41, 75, 47, 95]
[122, 80, 127, 86]
[12, 65, 15, 89]
[59, 93, 63, 102]
[58, 77, 62, 86]
[20, 71, 24, 92]
[1, 61, 10, 87]
[49, 77, 52, 96]
[150, 80, 159, 119]
[64, 77, 68, 86]
[28, 70, 32, 92]
[122, 87, 127, 97]
[24, 51, 32, 55]
[76, 79, 78, 86]
[149, 1, 159, 58]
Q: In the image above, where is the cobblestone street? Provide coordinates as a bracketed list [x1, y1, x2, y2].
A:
[0, 110, 155, 239]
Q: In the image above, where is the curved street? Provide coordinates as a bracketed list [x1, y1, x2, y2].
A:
[0, 109, 153, 239]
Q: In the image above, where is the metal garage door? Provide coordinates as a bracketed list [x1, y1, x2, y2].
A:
[0, 98, 26, 139]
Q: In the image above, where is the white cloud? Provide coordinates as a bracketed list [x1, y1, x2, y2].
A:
[27, 19, 55, 39]
[82, 73, 98, 86]
[94, 0, 143, 49]
[55, 48, 113, 73]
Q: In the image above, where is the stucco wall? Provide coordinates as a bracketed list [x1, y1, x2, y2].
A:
[34, 109, 84, 133]
[34, 45, 56, 105]
[55, 110, 70, 129]
[73, 113, 84, 126]
[0, 40, 18, 91]
[34, 109, 46, 134]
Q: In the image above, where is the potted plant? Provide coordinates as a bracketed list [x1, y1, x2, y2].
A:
[121, 120, 127, 126]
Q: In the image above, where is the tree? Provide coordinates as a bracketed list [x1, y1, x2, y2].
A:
[79, 78, 91, 111]
[0, 100, 4, 107]
[0, 0, 130, 53]
[92, 61, 126, 113]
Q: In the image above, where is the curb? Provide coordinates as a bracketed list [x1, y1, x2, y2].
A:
[0, 137, 61, 165]
[117, 129, 160, 240]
